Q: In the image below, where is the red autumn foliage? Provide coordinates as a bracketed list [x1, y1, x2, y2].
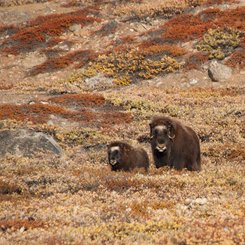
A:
[1, 9, 101, 55]
[0, 104, 70, 124]
[0, 83, 13, 90]
[138, 41, 186, 57]
[30, 49, 97, 74]
[46, 37, 65, 47]
[162, 7, 245, 42]
[120, 35, 136, 43]
[162, 13, 214, 42]
[0, 102, 132, 126]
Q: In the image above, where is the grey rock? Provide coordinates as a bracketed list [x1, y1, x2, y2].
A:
[208, 60, 232, 82]
[189, 78, 198, 85]
[193, 197, 208, 205]
[0, 129, 62, 157]
[84, 73, 114, 90]
[69, 24, 81, 33]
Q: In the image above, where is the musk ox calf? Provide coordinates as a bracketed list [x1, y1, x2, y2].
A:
[150, 116, 201, 171]
[107, 141, 149, 172]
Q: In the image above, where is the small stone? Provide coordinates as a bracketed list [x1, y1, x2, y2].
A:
[184, 198, 192, 205]
[189, 79, 198, 85]
[19, 227, 25, 233]
[194, 197, 207, 205]
[69, 24, 81, 33]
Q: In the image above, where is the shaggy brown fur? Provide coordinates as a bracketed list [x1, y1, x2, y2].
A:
[107, 141, 149, 172]
[150, 116, 201, 171]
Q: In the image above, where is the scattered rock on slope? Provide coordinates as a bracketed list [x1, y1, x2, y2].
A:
[0, 129, 62, 156]
[208, 60, 232, 82]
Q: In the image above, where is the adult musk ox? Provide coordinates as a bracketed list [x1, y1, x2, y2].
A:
[107, 141, 149, 172]
[149, 116, 201, 171]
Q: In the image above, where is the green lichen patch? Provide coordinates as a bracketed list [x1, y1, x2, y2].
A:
[83, 51, 181, 85]
[196, 28, 243, 59]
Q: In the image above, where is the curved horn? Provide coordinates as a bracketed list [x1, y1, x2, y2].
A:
[168, 133, 175, 140]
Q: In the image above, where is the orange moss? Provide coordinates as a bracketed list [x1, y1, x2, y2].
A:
[0, 83, 13, 90]
[0, 103, 132, 126]
[46, 37, 65, 47]
[31, 49, 96, 74]
[162, 7, 245, 42]
[49, 93, 106, 107]
[138, 42, 187, 57]
[185, 52, 209, 70]
[2, 9, 101, 55]
[0, 104, 70, 124]
[0, 219, 45, 231]
[163, 13, 214, 42]
[120, 35, 136, 43]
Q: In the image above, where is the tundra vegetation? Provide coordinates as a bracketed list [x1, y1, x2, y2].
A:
[0, 0, 244, 244]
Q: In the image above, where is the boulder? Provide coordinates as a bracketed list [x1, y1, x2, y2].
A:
[208, 60, 232, 82]
[0, 129, 62, 157]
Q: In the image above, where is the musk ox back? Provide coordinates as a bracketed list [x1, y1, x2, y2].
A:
[107, 141, 149, 172]
[150, 116, 201, 171]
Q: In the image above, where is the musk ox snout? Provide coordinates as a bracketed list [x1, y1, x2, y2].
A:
[107, 141, 149, 172]
[156, 144, 167, 152]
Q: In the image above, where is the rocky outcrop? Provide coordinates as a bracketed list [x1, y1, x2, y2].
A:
[0, 129, 62, 156]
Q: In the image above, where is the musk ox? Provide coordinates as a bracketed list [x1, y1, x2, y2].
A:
[107, 141, 149, 172]
[150, 116, 201, 171]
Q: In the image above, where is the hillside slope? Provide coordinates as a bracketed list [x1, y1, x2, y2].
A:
[0, 0, 244, 244]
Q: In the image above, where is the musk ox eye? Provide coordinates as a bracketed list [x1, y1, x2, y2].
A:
[113, 150, 119, 155]
[153, 129, 158, 136]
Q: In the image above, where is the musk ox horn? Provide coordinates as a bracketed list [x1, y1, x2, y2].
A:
[168, 133, 175, 140]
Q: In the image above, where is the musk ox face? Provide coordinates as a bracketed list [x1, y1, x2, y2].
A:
[150, 125, 173, 152]
[108, 146, 121, 166]
[150, 122, 175, 153]
[149, 116, 201, 171]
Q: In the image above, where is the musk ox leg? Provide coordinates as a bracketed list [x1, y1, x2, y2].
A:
[153, 151, 169, 168]
[170, 156, 185, 170]
[187, 161, 201, 171]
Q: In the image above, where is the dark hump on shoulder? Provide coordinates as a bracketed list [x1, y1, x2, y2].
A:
[151, 115, 178, 126]
[183, 124, 198, 137]
[109, 141, 132, 152]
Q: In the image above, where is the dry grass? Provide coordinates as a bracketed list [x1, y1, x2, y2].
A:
[0, 0, 244, 244]
[0, 84, 244, 244]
